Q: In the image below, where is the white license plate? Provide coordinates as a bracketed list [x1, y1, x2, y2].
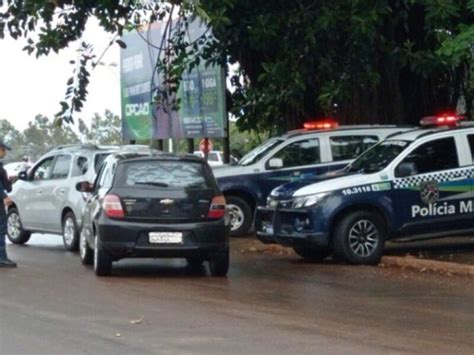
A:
[149, 232, 183, 244]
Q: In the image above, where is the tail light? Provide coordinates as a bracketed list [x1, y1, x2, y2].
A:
[103, 194, 125, 219]
[208, 195, 226, 219]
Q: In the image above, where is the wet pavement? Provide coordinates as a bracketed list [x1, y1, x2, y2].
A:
[1, 234, 473, 354]
[385, 236, 474, 265]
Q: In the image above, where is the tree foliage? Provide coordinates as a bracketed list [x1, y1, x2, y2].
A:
[1, 1, 473, 132]
[0, 111, 122, 161]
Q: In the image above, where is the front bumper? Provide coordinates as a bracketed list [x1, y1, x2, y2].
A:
[255, 206, 329, 248]
[97, 217, 229, 260]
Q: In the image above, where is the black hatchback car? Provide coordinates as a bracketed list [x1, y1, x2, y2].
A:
[76, 149, 229, 277]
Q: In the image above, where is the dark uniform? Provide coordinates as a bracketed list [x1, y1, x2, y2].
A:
[0, 141, 15, 267]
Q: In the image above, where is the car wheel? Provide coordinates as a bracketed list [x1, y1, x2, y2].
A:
[79, 229, 93, 265]
[226, 195, 253, 237]
[62, 212, 79, 252]
[333, 210, 386, 265]
[6, 208, 31, 244]
[293, 246, 331, 261]
[94, 234, 112, 276]
[208, 248, 229, 277]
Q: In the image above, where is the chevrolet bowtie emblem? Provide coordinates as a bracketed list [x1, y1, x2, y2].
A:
[160, 199, 174, 205]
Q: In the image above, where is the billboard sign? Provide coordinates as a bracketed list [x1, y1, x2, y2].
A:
[120, 20, 226, 140]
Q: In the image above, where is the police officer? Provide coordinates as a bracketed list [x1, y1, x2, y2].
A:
[0, 141, 16, 268]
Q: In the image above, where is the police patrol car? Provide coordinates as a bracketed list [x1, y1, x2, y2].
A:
[255, 115, 474, 265]
[213, 120, 411, 236]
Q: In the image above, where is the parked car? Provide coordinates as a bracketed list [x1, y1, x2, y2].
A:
[193, 150, 238, 166]
[256, 115, 474, 264]
[76, 149, 229, 277]
[213, 119, 412, 236]
[4, 162, 23, 180]
[6, 145, 118, 251]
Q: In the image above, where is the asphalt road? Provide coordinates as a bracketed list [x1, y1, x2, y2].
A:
[1, 234, 473, 355]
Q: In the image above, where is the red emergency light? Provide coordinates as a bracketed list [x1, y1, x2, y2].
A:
[304, 118, 339, 130]
[420, 114, 462, 127]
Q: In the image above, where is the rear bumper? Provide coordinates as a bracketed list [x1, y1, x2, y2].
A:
[255, 206, 329, 248]
[97, 217, 229, 260]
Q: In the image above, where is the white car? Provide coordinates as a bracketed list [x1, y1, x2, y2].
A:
[4, 162, 24, 180]
[193, 151, 238, 166]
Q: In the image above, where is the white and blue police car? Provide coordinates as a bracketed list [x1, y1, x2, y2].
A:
[255, 115, 474, 264]
[213, 119, 411, 236]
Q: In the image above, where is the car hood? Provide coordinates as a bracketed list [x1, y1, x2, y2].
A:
[293, 173, 376, 197]
[212, 164, 253, 178]
[270, 169, 352, 198]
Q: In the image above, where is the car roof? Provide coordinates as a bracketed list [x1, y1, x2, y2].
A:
[112, 149, 205, 164]
[282, 125, 413, 139]
[385, 124, 474, 142]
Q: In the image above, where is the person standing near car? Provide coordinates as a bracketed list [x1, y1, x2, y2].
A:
[0, 141, 16, 268]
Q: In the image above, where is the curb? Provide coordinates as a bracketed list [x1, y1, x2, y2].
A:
[380, 256, 474, 276]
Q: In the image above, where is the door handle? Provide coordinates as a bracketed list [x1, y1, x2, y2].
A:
[37, 190, 43, 195]
[59, 189, 66, 194]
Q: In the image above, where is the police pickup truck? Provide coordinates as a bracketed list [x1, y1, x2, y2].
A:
[255, 115, 474, 264]
[213, 119, 410, 236]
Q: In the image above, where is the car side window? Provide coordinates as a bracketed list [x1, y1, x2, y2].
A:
[272, 139, 320, 168]
[50, 155, 72, 180]
[397, 137, 459, 176]
[71, 156, 88, 177]
[468, 134, 474, 162]
[330, 135, 379, 161]
[31, 157, 55, 181]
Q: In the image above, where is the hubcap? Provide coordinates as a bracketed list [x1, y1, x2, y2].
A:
[348, 219, 379, 258]
[63, 217, 75, 246]
[7, 213, 21, 240]
[227, 204, 244, 231]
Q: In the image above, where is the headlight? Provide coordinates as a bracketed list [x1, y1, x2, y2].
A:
[291, 192, 328, 209]
[266, 196, 279, 208]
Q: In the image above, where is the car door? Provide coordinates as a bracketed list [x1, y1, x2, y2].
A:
[16, 156, 56, 230]
[393, 135, 472, 236]
[40, 154, 73, 231]
[466, 133, 474, 228]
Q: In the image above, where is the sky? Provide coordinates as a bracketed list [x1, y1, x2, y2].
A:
[0, 20, 121, 132]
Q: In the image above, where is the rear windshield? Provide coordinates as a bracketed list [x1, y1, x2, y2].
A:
[115, 160, 213, 189]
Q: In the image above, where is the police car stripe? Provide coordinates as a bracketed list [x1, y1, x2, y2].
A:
[393, 167, 474, 189]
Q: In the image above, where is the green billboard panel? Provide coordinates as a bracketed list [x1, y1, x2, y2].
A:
[120, 20, 226, 140]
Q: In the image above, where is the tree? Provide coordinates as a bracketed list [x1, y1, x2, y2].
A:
[81, 110, 123, 145]
[1, 1, 473, 132]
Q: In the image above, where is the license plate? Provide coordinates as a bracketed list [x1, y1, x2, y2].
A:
[149, 232, 183, 244]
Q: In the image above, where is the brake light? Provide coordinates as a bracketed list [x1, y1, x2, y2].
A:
[420, 114, 462, 127]
[208, 195, 226, 219]
[103, 194, 125, 219]
[304, 118, 339, 130]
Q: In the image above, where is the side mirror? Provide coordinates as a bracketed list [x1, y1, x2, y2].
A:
[76, 181, 94, 193]
[267, 158, 284, 170]
[396, 162, 418, 178]
[17, 171, 28, 181]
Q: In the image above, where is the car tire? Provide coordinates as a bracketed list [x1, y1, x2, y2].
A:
[62, 212, 79, 252]
[333, 210, 386, 265]
[94, 235, 112, 276]
[293, 246, 331, 261]
[208, 248, 229, 277]
[226, 195, 253, 237]
[6, 208, 31, 244]
[79, 229, 93, 266]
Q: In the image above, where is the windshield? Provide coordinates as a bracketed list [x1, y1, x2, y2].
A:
[239, 138, 284, 166]
[347, 140, 411, 173]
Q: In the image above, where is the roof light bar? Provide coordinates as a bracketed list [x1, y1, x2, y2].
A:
[420, 114, 463, 127]
[304, 118, 339, 130]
